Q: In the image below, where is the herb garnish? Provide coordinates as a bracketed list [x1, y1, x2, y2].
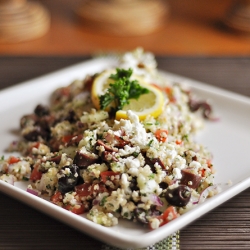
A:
[99, 68, 149, 112]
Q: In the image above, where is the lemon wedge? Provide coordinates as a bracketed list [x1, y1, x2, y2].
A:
[91, 69, 116, 110]
[91, 69, 164, 120]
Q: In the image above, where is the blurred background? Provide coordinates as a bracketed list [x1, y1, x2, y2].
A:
[0, 0, 250, 56]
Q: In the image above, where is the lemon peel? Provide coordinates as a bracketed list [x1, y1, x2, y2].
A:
[91, 69, 116, 110]
[115, 82, 164, 120]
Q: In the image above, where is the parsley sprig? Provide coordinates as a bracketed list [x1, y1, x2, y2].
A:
[99, 68, 149, 112]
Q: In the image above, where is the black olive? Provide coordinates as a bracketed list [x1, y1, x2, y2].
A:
[159, 182, 168, 190]
[134, 208, 148, 224]
[165, 185, 191, 207]
[129, 177, 139, 192]
[22, 125, 49, 141]
[20, 114, 37, 129]
[34, 104, 50, 117]
[134, 207, 161, 224]
[58, 164, 81, 194]
[63, 110, 77, 123]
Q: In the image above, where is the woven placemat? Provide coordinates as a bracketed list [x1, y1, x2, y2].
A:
[101, 231, 179, 250]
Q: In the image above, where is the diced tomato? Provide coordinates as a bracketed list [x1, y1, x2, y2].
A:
[164, 86, 172, 95]
[164, 87, 176, 103]
[30, 164, 42, 181]
[63, 204, 85, 214]
[52, 191, 85, 214]
[151, 83, 163, 91]
[100, 171, 120, 183]
[200, 168, 206, 177]
[206, 159, 215, 174]
[97, 182, 109, 193]
[159, 206, 179, 226]
[32, 142, 40, 148]
[207, 159, 213, 168]
[175, 140, 182, 145]
[27, 142, 40, 155]
[151, 84, 176, 102]
[150, 85, 176, 102]
[75, 182, 109, 199]
[155, 129, 168, 143]
[114, 135, 129, 147]
[8, 156, 20, 164]
[51, 191, 63, 204]
[62, 135, 74, 144]
[61, 87, 70, 96]
[75, 183, 93, 197]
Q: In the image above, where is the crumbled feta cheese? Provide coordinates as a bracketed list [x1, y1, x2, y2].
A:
[189, 160, 201, 171]
[8, 160, 31, 180]
[35, 167, 58, 195]
[82, 163, 108, 182]
[173, 168, 182, 179]
[149, 218, 161, 230]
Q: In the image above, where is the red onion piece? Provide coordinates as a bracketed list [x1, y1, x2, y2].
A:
[188, 99, 219, 121]
[149, 194, 163, 207]
[191, 194, 199, 205]
[27, 188, 39, 196]
[198, 185, 219, 204]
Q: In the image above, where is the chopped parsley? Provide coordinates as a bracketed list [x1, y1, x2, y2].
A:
[144, 121, 160, 126]
[182, 134, 189, 142]
[132, 152, 140, 157]
[123, 212, 129, 218]
[149, 173, 155, 180]
[100, 196, 107, 206]
[147, 139, 154, 146]
[99, 68, 149, 112]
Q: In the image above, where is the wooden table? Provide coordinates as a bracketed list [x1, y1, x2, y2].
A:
[0, 56, 250, 249]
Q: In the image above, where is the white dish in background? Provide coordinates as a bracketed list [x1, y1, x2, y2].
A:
[0, 58, 250, 249]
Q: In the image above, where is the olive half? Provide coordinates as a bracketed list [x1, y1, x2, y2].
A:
[165, 185, 191, 207]
[58, 164, 81, 194]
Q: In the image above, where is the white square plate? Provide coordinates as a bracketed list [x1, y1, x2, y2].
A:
[1, 58, 250, 249]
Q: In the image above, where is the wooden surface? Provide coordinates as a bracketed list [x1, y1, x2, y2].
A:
[0, 56, 250, 249]
[0, 0, 250, 56]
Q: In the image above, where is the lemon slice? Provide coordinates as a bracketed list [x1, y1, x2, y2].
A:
[91, 69, 116, 110]
[115, 83, 164, 120]
[91, 69, 164, 120]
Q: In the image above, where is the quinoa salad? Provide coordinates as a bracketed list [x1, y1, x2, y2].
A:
[0, 48, 219, 229]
